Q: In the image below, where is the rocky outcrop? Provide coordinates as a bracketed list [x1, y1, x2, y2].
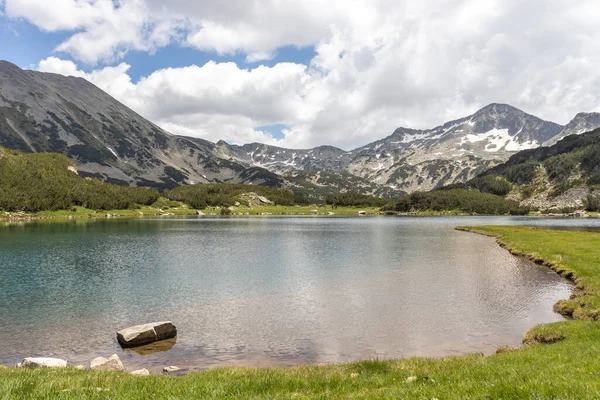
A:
[17, 357, 67, 369]
[117, 321, 177, 347]
[90, 354, 124, 371]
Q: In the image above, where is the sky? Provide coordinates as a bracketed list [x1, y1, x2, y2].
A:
[1, 0, 600, 150]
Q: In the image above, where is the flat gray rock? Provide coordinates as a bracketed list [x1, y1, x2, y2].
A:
[117, 321, 177, 347]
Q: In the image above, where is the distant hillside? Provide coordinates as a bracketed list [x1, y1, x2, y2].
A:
[0, 147, 159, 212]
[460, 129, 600, 210]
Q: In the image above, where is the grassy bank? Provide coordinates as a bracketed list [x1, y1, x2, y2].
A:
[1, 227, 600, 399]
[0, 204, 382, 222]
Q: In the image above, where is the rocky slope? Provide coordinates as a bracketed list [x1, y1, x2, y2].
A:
[223, 103, 586, 192]
[0, 60, 282, 190]
[543, 112, 600, 147]
[468, 127, 600, 211]
[2, 59, 600, 195]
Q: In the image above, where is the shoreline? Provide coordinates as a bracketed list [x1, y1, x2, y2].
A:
[2, 208, 598, 223]
[456, 227, 579, 319]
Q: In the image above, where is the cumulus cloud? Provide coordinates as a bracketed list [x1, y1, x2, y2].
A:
[37, 56, 316, 145]
[17, 0, 600, 149]
[5, 0, 185, 64]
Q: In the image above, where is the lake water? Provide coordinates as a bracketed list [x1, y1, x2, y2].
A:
[1, 216, 597, 372]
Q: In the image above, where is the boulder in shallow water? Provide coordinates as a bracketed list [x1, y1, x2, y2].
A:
[18, 357, 68, 369]
[90, 354, 123, 371]
[163, 366, 180, 373]
[117, 321, 177, 347]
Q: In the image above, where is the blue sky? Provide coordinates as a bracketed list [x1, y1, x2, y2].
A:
[0, 12, 315, 141]
[0, 1, 599, 149]
[0, 17, 316, 83]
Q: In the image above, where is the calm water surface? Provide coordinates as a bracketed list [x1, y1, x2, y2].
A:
[1, 216, 597, 372]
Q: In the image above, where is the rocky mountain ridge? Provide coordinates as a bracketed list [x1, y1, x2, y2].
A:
[1, 60, 599, 195]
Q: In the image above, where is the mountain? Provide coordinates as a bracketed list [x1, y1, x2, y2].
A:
[222, 103, 570, 192]
[0, 60, 281, 190]
[543, 112, 600, 147]
[2, 59, 600, 196]
[0, 61, 402, 198]
[466, 127, 600, 210]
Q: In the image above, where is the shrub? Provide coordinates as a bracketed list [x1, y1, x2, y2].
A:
[164, 183, 299, 208]
[325, 191, 390, 208]
[585, 195, 600, 212]
[393, 189, 525, 215]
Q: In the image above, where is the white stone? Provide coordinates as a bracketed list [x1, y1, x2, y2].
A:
[163, 366, 180, 373]
[90, 354, 124, 371]
[130, 368, 150, 376]
[19, 357, 68, 369]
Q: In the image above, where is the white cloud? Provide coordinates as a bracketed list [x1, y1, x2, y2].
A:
[5, 0, 185, 64]
[37, 57, 316, 145]
[18, 0, 600, 150]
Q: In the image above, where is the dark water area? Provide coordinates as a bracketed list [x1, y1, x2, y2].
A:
[1, 216, 595, 372]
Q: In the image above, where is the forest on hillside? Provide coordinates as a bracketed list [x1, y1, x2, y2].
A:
[0, 148, 159, 212]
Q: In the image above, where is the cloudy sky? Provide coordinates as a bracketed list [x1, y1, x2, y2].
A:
[1, 0, 599, 150]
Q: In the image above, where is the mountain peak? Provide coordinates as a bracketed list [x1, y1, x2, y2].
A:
[474, 103, 523, 117]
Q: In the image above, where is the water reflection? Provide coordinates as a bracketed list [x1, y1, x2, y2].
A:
[0, 216, 590, 371]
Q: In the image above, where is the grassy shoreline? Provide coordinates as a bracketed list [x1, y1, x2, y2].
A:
[1, 227, 600, 398]
[0, 205, 383, 222]
[3, 206, 597, 223]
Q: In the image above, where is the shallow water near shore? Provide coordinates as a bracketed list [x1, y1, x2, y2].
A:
[1, 216, 597, 373]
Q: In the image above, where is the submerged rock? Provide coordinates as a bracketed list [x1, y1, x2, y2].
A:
[117, 321, 177, 347]
[90, 354, 124, 371]
[18, 357, 68, 369]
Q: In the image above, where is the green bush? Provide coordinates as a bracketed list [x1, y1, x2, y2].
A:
[503, 162, 541, 185]
[472, 175, 513, 196]
[585, 195, 600, 212]
[325, 191, 390, 207]
[164, 183, 300, 209]
[394, 189, 525, 215]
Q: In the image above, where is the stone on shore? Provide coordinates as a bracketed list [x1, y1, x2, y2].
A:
[358, 210, 367, 215]
[130, 368, 150, 376]
[163, 366, 180, 373]
[90, 354, 124, 371]
[117, 321, 177, 347]
[18, 357, 68, 369]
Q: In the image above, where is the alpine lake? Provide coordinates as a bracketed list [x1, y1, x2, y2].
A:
[2, 215, 599, 373]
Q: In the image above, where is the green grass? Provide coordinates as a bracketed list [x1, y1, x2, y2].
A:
[199, 205, 381, 216]
[1, 204, 382, 221]
[2, 226, 600, 399]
